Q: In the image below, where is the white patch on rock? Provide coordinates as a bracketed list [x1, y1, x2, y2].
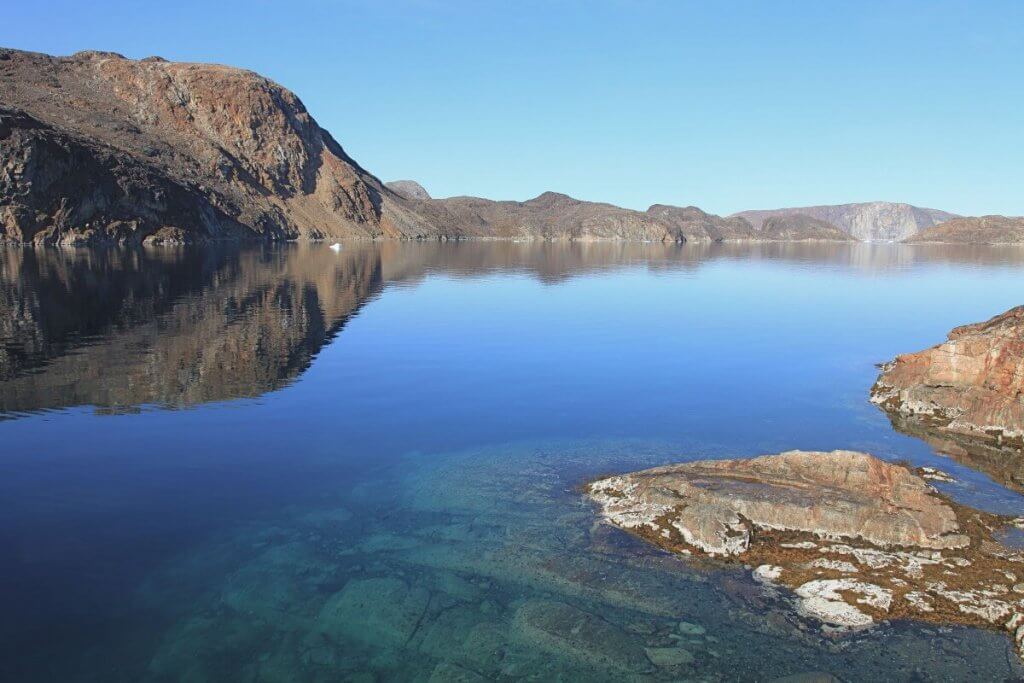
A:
[754, 565, 783, 582]
[919, 467, 955, 483]
[809, 558, 858, 573]
[794, 579, 892, 628]
[905, 591, 934, 612]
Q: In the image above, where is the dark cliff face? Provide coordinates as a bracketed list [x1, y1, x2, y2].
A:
[0, 109, 253, 245]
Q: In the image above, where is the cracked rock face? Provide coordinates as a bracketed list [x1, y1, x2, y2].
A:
[871, 305, 1024, 454]
[587, 450, 1024, 660]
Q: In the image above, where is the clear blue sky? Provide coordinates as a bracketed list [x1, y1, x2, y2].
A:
[3, 1, 1022, 216]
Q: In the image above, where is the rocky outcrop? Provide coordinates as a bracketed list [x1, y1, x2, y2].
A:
[871, 306, 1024, 452]
[904, 216, 1024, 244]
[589, 450, 968, 555]
[386, 180, 431, 201]
[587, 450, 1024, 658]
[0, 48, 426, 245]
[734, 202, 957, 242]
[760, 214, 855, 242]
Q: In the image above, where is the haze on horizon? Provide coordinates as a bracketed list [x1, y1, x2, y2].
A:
[3, 0, 1022, 217]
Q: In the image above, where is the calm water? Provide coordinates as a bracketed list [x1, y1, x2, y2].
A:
[2, 241, 1024, 682]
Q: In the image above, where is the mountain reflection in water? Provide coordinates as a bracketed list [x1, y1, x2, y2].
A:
[4, 240, 1024, 418]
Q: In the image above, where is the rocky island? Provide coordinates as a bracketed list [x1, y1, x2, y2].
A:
[587, 450, 1024, 659]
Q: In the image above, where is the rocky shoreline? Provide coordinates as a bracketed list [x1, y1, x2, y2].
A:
[871, 305, 1024, 454]
[586, 450, 1024, 660]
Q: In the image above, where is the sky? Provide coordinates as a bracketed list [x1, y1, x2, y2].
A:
[3, 1, 1022, 216]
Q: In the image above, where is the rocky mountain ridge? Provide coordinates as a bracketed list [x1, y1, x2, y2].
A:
[733, 202, 958, 242]
[3, 48, 1018, 246]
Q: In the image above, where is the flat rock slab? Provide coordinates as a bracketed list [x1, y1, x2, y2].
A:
[589, 450, 967, 555]
[587, 450, 1024, 661]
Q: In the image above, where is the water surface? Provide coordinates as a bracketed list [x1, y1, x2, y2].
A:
[2, 241, 1023, 681]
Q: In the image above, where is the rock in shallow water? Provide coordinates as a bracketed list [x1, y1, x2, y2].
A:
[318, 577, 430, 648]
[586, 450, 1024, 660]
[589, 450, 968, 554]
[871, 305, 1024, 454]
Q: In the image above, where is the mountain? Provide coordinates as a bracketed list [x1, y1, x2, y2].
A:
[759, 214, 855, 242]
[0, 48, 428, 245]
[386, 180, 431, 200]
[401, 192, 761, 242]
[904, 215, 1024, 244]
[733, 202, 958, 242]
[0, 47, 979, 246]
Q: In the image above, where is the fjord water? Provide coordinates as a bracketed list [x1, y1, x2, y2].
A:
[2, 242, 1024, 682]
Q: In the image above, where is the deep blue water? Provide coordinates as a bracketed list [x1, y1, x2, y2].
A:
[1, 241, 1023, 682]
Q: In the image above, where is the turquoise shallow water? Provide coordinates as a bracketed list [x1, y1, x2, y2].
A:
[1, 241, 1024, 681]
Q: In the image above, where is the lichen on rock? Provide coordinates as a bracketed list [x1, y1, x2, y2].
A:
[586, 450, 1024, 660]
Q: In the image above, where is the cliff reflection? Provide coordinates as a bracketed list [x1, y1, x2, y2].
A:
[0, 244, 383, 415]
[3, 240, 1024, 418]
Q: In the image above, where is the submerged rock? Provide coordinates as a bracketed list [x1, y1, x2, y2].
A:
[317, 577, 430, 648]
[871, 305, 1024, 456]
[587, 450, 1024, 659]
[510, 600, 650, 673]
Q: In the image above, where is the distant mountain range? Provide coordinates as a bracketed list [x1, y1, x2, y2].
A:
[1, 47, 1019, 246]
[733, 203, 959, 242]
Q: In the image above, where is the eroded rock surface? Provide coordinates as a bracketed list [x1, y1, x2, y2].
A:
[871, 306, 1024, 454]
[587, 450, 1024, 659]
